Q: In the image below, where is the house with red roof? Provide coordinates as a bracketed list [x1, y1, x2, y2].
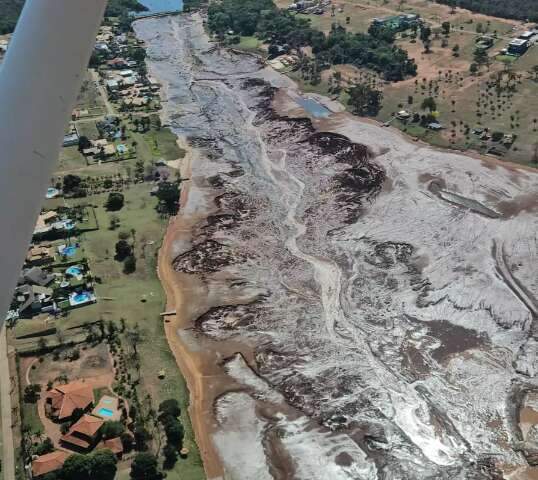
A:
[60, 414, 104, 452]
[31, 450, 70, 478]
[45, 381, 94, 421]
[98, 437, 124, 458]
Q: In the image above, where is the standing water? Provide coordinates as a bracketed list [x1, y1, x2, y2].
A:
[136, 0, 183, 15]
[294, 96, 331, 118]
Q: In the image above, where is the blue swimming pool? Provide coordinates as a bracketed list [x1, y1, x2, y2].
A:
[70, 292, 90, 305]
[117, 144, 128, 154]
[65, 266, 82, 277]
[61, 246, 77, 257]
[98, 408, 114, 418]
[46, 187, 60, 199]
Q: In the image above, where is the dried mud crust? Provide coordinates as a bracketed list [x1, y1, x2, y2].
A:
[195, 303, 264, 337]
[172, 239, 246, 274]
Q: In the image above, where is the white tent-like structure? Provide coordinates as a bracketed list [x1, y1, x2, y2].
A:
[0, 0, 107, 324]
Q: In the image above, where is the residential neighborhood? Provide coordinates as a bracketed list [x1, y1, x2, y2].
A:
[0, 4, 193, 480]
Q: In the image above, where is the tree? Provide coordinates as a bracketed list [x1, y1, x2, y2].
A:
[421, 97, 437, 112]
[33, 437, 54, 456]
[158, 399, 181, 420]
[61, 454, 92, 480]
[109, 214, 120, 231]
[78, 136, 92, 152]
[470, 62, 478, 75]
[115, 240, 132, 261]
[163, 443, 178, 469]
[134, 423, 150, 451]
[491, 131, 504, 142]
[106, 192, 125, 211]
[24, 384, 42, 403]
[61, 450, 117, 480]
[101, 421, 125, 439]
[121, 432, 135, 452]
[123, 255, 137, 274]
[63, 174, 82, 194]
[420, 25, 432, 53]
[91, 449, 117, 480]
[163, 417, 184, 447]
[441, 21, 450, 35]
[452, 44, 460, 57]
[474, 48, 489, 70]
[346, 83, 383, 117]
[130, 452, 161, 480]
[155, 182, 181, 215]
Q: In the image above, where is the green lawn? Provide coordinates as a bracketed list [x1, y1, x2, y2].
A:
[236, 35, 264, 52]
[21, 402, 43, 435]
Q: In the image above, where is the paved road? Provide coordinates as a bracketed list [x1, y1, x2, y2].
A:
[0, 327, 15, 480]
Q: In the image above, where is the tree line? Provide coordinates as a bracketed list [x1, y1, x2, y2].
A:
[208, 0, 417, 81]
[0, 0, 146, 35]
[437, 0, 538, 22]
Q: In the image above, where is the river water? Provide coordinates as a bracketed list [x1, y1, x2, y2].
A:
[137, 0, 183, 14]
[135, 13, 538, 480]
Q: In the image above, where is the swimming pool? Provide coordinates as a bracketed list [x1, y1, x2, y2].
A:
[46, 187, 60, 199]
[59, 245, 77, 257]
[97, 408, 114, 418]
[117, 144, 129, 154]
[69, 292, 91, 306]
[65, 266, 82, 277]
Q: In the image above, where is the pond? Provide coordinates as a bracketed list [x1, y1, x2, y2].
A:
[294, 96, 331, 118]
[136, 0, 183, 14]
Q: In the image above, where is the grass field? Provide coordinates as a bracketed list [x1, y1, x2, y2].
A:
[75, 71, 105, 113]
[21, 401, 43, 436]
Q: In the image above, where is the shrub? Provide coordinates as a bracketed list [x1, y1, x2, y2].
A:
[115, 240, 132, 261]
[123, 255, 137, 274]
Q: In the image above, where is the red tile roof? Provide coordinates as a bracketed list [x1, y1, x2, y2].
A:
[32, 450, 70, 477]
[46, 381, 94, 420]
[61, 433, 92, 449]
[68, 414, 104, 437]
[103, 437, 123, 455]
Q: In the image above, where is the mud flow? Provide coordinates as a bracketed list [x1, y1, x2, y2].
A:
[136, 13, 538, 480]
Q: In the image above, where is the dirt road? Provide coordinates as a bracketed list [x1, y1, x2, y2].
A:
[0, 327, 15, 480]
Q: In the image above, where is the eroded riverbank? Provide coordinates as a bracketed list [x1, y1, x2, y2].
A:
[136, 13, 538, 480]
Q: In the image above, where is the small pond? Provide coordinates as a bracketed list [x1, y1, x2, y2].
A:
[295, 97, 331, 118]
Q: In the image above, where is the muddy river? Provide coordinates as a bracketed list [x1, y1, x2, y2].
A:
[135, 13, 538, 480]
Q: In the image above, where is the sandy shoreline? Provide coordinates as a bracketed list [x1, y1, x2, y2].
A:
[157, 145, 226, 478]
